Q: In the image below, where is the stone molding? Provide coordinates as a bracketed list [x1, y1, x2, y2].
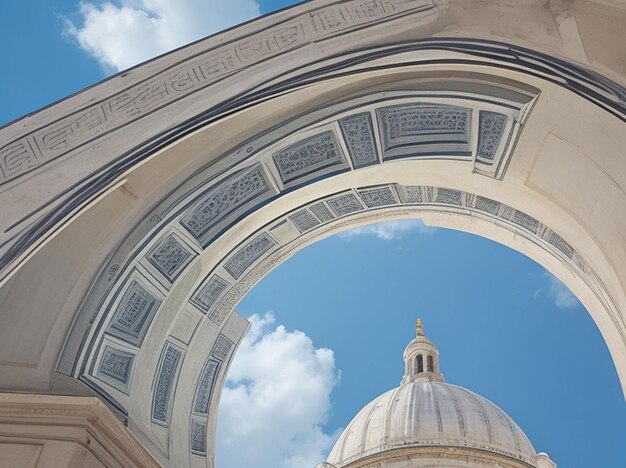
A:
[0, 393, 160, 467]
[332, 444, 543, 467]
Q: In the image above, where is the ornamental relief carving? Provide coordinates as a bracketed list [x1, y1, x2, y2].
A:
[77, 91, 539, 401]
[223, 232, 278, 280]
[152, 341, 184, 425]
[289, 209, 321, 233]
[191, 417, 208, 456]
[190, 275, 230, 314]
[339, 113, 379, 169]
[477, 111, 507, 162]
[99, 346, 134, 384]
[377, 103, 473, 160]
[273, 131, 345, 184]
[0, 0, 436, 184]
[198, 183, 593, 346]
[180, 164, 273, 245]
[358, 186, 398, 207]
[108, 278, 161, 347]
[147, 233, 196, 282]
[193, 359, 220, 415]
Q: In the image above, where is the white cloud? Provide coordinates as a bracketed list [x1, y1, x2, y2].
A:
[216, 312, 340, 468]
[65, 0, 260, 72]
[338, 219, 435, 241]
[542, 272, 580, 309]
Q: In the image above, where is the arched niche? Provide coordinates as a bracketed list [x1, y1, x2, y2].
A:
[0, 1, 625, 467]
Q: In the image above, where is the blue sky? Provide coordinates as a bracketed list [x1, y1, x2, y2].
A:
[229, 222, 626, 467]
[2, 1, 625, 467]
[0, 0, 297, 126]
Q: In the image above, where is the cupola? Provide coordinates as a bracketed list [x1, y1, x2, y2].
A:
[400, 318, 443, 384]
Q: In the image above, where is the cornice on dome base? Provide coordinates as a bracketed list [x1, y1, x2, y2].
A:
[334, 445, 551, 468]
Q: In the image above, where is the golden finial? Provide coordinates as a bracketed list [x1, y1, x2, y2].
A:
[416, 317, 424, 336]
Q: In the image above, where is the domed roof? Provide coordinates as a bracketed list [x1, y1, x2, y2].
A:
[327, 380, 537, 466]
[324, 319, 554, 467]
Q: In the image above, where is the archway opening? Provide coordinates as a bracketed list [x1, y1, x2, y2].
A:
[215, 220, 626, 468]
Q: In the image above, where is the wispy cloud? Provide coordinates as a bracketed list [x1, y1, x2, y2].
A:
[537, 271, 580, 309]
[216, 312, 340, 468]
[338, 219, 435, 241]
[64, 0, 260, 72]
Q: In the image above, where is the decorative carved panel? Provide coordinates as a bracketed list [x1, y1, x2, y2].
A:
[377, 104, 472, 160]
[147, 233, 196, 282]
[358, 185, 397, 208]
[434, 188, 462, 206]
[272, 131, 346, 185]
[97, 345, 135, 394]
[193, 359, 220, 415]
[310, 202, 335, 222]
[190, 275, 230, 314]
[211, 334, 234, 362]
[223, 232, 277, 279]
[397, 185, 423, 204]
[289, 209, 321, 233]
[476, 111, 507, 162]
[327, 192, 364, 217]
[152, 341, 184, 425]
[475, 195, 501, 215]
[190, 417, 207, 456]
[547, 231, 574, 258]
[108, 279, 161, 347]
[339, 113, 379, 168]
[180, 164, 275, 246]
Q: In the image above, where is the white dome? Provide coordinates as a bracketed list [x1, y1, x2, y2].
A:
[327, 381, 537, 467]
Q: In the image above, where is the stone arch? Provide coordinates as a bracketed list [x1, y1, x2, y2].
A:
[0, 1, 625, 467]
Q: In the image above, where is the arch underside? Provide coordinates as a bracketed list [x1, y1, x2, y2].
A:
[1, 1, 626, 467]
[57, 82, 624, 466]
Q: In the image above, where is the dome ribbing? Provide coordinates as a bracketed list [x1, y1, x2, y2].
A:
[322, 319, 555, 468]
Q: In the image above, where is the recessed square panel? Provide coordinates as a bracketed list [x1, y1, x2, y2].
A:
[272, 131, 347, 185]
[357, 185, 397, 208]
[108, 277, 162, 347]
[289, 209, 321, 233]
[152, 341, 184, 425]
[191, 417, 207, 456]
[96, 344, 136, 395]
[193, 358, 221, 415]
[475, 196, 501, 215]
[223, 232, 277, 280]
[211, 334, 234, 362]
[397, 185, 423, 204]
[180, 164, 275, 246]
[190, 274, 230, 314]
[476, 111, 507, 163]
[376, 103, 471, 160]
[327, 192, 364, 217]
[339, 113, 379, 169]
[147, 232, 196, 282]
[434, 188, 462, 206]
[309, 202, 335, 222]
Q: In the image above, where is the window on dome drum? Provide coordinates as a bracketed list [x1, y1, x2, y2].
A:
[427, 355, 434, 372]
[416, 354, 423, 373]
